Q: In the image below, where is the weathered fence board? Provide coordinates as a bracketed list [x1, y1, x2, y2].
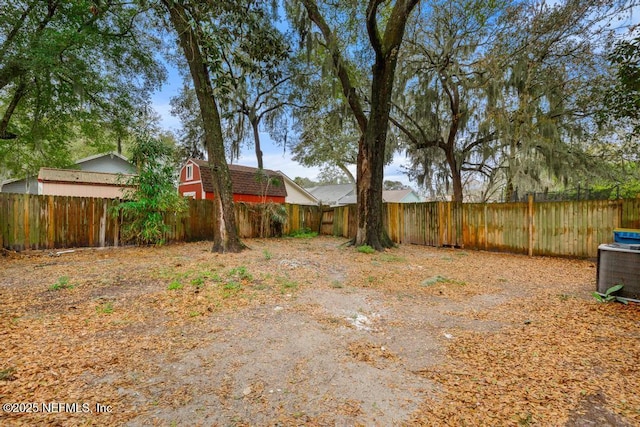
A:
[330, 205, 356, 238]
[283, 204, 322, 235]
[622, 198, 640, 229]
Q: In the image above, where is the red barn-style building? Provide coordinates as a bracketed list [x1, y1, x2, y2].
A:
[178, 159, 287, 203]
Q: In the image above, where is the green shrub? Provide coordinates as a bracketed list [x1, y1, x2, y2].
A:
[111, 133, 186, 246]
[288, 228, 318, 239]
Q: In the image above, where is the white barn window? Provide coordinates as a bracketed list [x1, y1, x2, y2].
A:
[186, 164, 193, 181]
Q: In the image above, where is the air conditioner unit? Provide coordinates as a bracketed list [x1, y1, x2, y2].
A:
[597, 244, 640, 302]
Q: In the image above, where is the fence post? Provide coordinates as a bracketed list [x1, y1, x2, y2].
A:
[528, 194, 534, 256]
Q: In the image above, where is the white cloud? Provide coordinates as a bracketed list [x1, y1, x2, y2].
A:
[152, 101, 181, 132]
[384, 152, 413, 188]
[236, 150, 322, 180]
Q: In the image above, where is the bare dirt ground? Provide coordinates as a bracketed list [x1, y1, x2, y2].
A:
[0, 236, 638, 426]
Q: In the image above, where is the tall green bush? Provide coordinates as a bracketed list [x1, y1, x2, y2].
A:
[112, 133, 186, 245]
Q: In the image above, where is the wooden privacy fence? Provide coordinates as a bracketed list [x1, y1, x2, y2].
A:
[322, 197, 640, 258]
[2, 193, 639, 257]
[0, 194, 322, 251]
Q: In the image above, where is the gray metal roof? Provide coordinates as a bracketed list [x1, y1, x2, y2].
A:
[306, 183, 355, 206]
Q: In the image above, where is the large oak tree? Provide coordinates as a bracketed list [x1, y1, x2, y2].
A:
[160, 0, 244, 253]
[292, 0, 419, 250]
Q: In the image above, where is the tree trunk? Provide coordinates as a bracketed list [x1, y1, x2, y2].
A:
[354, 66, 395, 250]
[451, 170, 464, 203]
[301, 0, 417, 251]
[163, 0, 244, 253]
[504, 138, 519, 202]
[445, 148, 464, 202]
[354, 0, 418, 250]
[251, 116, 263, 169]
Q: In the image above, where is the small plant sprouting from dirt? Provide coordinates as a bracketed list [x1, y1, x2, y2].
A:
[277, 276, 298, 293]
[222, 281, 242, 298]
[190, 277, 204, 288]
[227, 266, 253, 282]
[518, 412, 533, 426]
[0, 367, 17, 381]
[593, 284, 627, 304]
[168, 280, 183, 291]
[96, 301, 114, 314]
[262, 249, 273, 261]
[365, 276, 379, 287]
[357, 245, 376, 254]
[49, 276, 73, 291]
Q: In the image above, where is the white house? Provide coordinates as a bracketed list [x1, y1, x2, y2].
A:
[277, 172, 319, 206]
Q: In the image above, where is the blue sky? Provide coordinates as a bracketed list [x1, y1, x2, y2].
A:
[150, 67, 414, 187]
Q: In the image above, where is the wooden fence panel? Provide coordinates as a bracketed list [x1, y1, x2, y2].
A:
[462, 202, 532, 254]
[332, 206, 347, 237]
[400, 203, 426, 245]
[184, 199, 215, 241]
[326, 205, 357, 239]
[532, 200, 620, 257]
[622, 199, 640, 229]
[384, 203, 402, 243]
[284, 204, 300, 235]
[348, 205, 357, 239]
[331, 206, 342, 237]
[449, 202, 464, 247]
[320, 209, 334, 236]
[282, 204, 322, 235]
[462, 203, 485, 250]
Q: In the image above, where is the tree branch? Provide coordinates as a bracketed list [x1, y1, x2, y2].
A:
[366, 0, 385, 60]
[0, 80, 27, 139]
[299, 0, 368, 134]
[390, 101, 441, 149]
[0, 2, 36, 64]
[462, 131, 498, 154]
